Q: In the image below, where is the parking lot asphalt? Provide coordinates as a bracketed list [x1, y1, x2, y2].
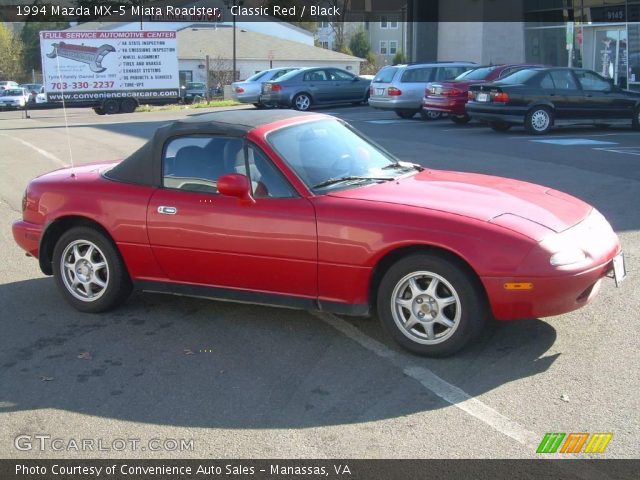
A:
[0, 105, 638, 460]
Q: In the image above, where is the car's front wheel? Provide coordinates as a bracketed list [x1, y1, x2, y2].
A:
[420, 109, 443, 121]
[632, 107, 640, 131]
[377, 254, 487, 357]
[53, 227, 132, 313]
[525, 106, 553, 135]
[292, 93, 312, 111]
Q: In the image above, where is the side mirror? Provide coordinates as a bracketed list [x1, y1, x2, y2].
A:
[352, 77, 360, 82]
[217, 173, 255, 206]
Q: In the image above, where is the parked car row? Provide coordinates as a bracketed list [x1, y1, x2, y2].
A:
[420, 65, 640, 134]
[368, 62, 477, 119]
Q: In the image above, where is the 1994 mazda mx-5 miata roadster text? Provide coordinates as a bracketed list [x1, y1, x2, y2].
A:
[12, 110, 626, 356]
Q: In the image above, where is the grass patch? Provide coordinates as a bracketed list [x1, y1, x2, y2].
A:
[136, 99, 242, 113]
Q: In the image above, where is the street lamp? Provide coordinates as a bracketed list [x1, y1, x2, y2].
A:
[223, 0, 244, 83]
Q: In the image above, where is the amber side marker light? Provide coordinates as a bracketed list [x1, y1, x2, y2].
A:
[504, 282, 534, 290]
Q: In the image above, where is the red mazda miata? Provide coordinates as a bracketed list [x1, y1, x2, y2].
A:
[12, 110, 625, 356]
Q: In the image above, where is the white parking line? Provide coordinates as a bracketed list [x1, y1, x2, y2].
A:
[510, 132, 636, 140]
[0, 133, 68, 167]
[311, 311, 539, 448]
[594, 146, 640, 156]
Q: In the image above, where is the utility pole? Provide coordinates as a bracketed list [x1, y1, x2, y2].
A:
[205, 55, 211, 101]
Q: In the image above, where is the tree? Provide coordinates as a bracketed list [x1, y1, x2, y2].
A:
[20, 22, 69, 76]
[392, 50, 407, 65]
[349, 30, 370, 59]
[0, 23, 26, 81]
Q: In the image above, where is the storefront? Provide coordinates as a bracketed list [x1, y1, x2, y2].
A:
[524, 0, 640, 91]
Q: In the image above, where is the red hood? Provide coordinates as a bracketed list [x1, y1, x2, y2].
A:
[329, 170, 592, 238]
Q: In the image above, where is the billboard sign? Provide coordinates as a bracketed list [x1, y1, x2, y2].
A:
[40, 31, 179, 100]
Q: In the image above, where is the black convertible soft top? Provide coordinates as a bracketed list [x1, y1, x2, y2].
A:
[106, 110, 318, 186]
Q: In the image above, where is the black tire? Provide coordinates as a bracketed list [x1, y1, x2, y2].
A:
[53, 227, 132, 313]
[377, 253, 488, 357]
[420, 109, 443, 121]
[93, 107, 105, 115]
[525, 106, 553, 135]
[253, 103, 266, 109]
[450, 114, 471, 124]
[120, 98, 137, 114]
[631, 107, 640, 131]
[395, 109, 417, 119]
[103, 99, 120, 115]
[292, 93, 312, 111]
[489, 122, 512, 132]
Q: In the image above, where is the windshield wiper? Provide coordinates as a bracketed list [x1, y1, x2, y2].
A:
[382, 162, 423, 171]
[312, 176, 392, 190]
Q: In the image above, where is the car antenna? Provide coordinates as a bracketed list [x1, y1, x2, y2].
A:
[54, 53, 76, 178]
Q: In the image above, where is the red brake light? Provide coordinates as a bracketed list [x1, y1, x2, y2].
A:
[493, 92, 510, 103]
[387, 86, 402, 96]
[443, 88, 463, 97]
[235, 87, 245, 93]
[271, 83, 282, 92]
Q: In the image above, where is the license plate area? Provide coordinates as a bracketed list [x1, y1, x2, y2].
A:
[612, 251, 626, 287]
[476, 92, 489, 102]
[376, 88, 385, 96]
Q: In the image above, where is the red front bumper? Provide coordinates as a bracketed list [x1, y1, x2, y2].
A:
[422, 96, 467, 115]
[12, 220, 42, 258]
[482, 260, 614, 321]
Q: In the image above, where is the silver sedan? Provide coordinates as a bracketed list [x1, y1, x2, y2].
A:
[232, 68, 301, 107]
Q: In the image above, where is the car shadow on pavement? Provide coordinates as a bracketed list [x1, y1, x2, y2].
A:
[0, 277, 558, 429]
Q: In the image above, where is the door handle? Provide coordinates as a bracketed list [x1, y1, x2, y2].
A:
[157, 206, 177, 215]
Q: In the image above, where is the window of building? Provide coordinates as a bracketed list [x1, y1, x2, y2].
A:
[320, 41, 329, 49]
[380, 16, 388, 29]
[389, 41, 398, 55]
[389, 17, 398, 29]
[380, 41, 388, 55]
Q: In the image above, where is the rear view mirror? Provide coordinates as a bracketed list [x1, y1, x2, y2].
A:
[218, 173, 255, 206]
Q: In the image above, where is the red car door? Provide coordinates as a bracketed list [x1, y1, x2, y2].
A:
[145, 136, 318, 299]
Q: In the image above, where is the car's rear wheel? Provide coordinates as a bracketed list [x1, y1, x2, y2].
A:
[632, 107, 640, 130]
[525, 106, 553, 135]
[420, 109, 442, 121]
[53, 227, 132, 313]
[103, 99, 120, 115]
[395, 109, 417, 119]
[120, 98, 137, 114]
[292, 93, 312, 111]
[377, 254, 487, 357]
[93, 107, 105, 115]
[489, 122, 512, 132]
[451, 114, 471, 124]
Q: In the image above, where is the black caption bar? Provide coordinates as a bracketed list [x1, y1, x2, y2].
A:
[2, 0, 638, 23]
[1, 460, 639, 480]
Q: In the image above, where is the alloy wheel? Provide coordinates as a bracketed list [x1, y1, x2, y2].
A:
[60, 240, 109, 302]
[391, 271, 461, 345]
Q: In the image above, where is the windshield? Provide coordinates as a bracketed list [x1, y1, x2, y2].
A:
[496, 69, 539, 84]
[267, 119, 416, 192]
[458, 66, 496, 80]
[4, 89, 23, 96]
[186, 82, 206, 89]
